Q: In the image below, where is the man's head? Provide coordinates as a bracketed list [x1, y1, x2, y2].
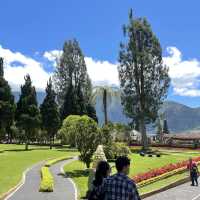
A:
[115, 156, 130, 175]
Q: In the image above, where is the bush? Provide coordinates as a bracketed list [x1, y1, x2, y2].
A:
[39, 167, 54, 192]
[104, 143, 130, 160]
[45, 156, 71, 167]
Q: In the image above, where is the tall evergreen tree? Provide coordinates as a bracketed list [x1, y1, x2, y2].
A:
[40, 78, 60, 149]
[118, 10, 170, 150]
[16, 75, 40, 150]
[0, 58, 15, 142]
[53, 39, 97, 121]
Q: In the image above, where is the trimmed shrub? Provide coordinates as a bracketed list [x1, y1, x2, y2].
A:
[39, 167, 54, 192]
[45, 156, 71, 167]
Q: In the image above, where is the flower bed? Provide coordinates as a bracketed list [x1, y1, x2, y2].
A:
[133, 156, 200, 186]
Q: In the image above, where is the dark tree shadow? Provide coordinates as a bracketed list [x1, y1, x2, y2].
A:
[64, 170, 89, 178]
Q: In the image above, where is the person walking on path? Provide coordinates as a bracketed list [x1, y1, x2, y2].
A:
[104, 156, 141, 200]
[88, 161, 111, 200]
[187, 158, 199, 186]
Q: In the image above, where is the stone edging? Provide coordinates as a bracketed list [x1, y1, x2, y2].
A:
[60, 157, 78, 200]
[140, 177, 190, 199]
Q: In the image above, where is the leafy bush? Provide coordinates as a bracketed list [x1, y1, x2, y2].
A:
[39, 167, 54, 192]
[59, 115, 100, 168]
[45, 156, 71, 167]
[104, 142, 130, 160]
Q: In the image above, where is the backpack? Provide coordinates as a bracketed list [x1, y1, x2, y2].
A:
[191, 164, 198, 174]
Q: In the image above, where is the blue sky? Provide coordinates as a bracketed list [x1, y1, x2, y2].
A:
[1, 0, 200, 107]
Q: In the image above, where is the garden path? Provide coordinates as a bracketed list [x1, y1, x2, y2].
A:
[5, 157, 78, 200]
[144, 182, 200, 200]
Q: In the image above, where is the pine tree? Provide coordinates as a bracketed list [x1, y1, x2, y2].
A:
[16, 75, 40, 150]
[0, 57, 15, 142]
[40, 78, 60, 149]
[53, 39, 97, 121]
[118, 10, 170, 150]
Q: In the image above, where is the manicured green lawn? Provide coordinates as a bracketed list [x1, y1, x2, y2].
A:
[0, 144, 78, 197]
[64, 149, 200, 198]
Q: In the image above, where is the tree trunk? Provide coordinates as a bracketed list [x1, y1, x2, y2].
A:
[86, 161, 90, 169]
[140, 117, 148, 151]
[25, 141, 29, 150]
[103, 89, 108, 124]
[50, 137, 52, 149]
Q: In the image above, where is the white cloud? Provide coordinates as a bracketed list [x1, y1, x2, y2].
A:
[0, 45, 51, 91]
[163, 47, 200, 97]
[2, 45, 200, 97]
[85, 57, 118, 86]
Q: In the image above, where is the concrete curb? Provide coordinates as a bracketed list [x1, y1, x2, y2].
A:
[60, 157, 78, 200]
[141, 177, 190, 199]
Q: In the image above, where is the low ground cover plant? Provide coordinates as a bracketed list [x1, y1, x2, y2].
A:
[133, 156, 200, 184]
[45, 156, 71, 167]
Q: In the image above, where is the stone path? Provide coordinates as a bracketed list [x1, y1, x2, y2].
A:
[6, 157, 78, 200]
[144, 182, 200, 200]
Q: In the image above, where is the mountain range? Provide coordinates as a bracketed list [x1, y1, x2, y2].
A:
[13, 92, 200, 133]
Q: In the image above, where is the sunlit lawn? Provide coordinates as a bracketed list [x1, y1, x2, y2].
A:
[64, 149, 200, 198]
[0, 144, 78, 197]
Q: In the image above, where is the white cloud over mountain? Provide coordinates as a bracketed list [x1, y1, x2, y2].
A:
[163, 47, 200, 97]
[1, 44, 200, 97]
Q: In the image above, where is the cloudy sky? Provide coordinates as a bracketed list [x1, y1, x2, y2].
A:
[1, 0, 200, 107]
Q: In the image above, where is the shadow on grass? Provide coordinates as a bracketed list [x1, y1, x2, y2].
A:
[56, 149, 78, 152]
[65, 170, 89, 178]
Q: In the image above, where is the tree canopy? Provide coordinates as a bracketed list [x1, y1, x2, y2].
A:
[118, 10, 170, 150]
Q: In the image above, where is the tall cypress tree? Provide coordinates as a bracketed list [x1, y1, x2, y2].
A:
[40, 78, 60, 149]
[16, 75, 40, 150]
[118, 10, 170, 150]
[0, 57, 15, 142]
[53, 39, 97, 121]
[163, 119, 169, 134]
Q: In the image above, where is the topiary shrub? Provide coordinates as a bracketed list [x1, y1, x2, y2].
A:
[39, 167, 54, 192]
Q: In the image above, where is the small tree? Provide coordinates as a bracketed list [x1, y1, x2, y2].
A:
[59, 115, 100, 168]
[40, 78, 60, 149]
[15, 75, 40, 150]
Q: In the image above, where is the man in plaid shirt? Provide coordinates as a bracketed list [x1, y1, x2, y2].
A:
[104, 156, 141, 200]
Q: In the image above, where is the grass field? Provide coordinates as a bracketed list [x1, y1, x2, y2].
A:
[0, 144, 78, 196]
[64, 149, 200, 198]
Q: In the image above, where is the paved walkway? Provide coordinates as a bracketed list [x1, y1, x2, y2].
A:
[6, 157, 77, 200]
[145, 182, 200, 200]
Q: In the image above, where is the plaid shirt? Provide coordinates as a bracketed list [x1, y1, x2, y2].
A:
[104, 173, 141, 200]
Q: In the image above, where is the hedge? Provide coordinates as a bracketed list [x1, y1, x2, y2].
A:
[39, 167, 54, 192]
[45, 156, 72, 167]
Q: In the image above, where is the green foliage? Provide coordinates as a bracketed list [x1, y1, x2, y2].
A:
[39, 167, 54, 192]
[15, 75, 40, 150]
[118, 10, 170, 150]
[45, 156, 71, 167]
[0, 57, 15, 141]
[104, 142, 130, 160]
[59, 115, 100, 168]
[40, 78, 60, 149]
[53, 40, 97, 122]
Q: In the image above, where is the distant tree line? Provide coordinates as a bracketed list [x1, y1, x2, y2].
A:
[0, 40, 98, 150]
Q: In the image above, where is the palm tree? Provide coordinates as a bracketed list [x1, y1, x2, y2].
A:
[92, 86, 120, 125]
